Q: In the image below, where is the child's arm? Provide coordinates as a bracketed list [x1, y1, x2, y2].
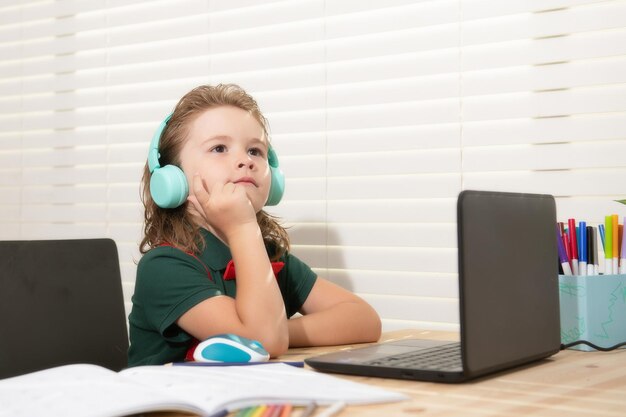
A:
[177, 175, 289, 356]
[287, 278, 382, 347]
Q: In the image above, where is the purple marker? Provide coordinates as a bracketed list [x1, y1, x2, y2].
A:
[556, 224, 572, 275]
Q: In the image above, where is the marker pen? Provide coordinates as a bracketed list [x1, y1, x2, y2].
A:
[556, 224, 572, 276]
[598, 224, 605, 250]
[612, 214, 619, 274]
[619, 216, 626, 274]
[561, 232, 571, 265]
[568, 219, 579, 275]
[578, 221, 587, 276]
[605, 215, 613, 275]
[586, 225, 594, 276]
[593, 226, 600, 275]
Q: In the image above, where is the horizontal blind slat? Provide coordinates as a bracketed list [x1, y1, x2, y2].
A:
[463, 85, 626, 121]
[463, 169, 626, 196]
[462, 30, 626, 71]
[289, 223, 456, 247]
[463, 113, 626, 146]
[464, 141, 626, 172]
[328, 269, 458, 298]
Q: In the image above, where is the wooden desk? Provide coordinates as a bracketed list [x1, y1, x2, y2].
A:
[157, 330, 625, 417]
[280, 329, 626, 417]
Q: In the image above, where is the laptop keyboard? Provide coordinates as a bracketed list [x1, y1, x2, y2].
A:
[363, 342, 462, 371]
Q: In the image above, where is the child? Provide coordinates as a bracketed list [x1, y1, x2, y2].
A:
[128, 84, 381, 366]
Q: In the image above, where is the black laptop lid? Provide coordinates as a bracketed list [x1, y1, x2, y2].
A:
[0, 239, 129, 379]
[458, 191, 561, 378]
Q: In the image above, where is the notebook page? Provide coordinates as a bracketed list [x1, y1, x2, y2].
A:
[0, 364, 203, 417]
[120, 363, 408, 412]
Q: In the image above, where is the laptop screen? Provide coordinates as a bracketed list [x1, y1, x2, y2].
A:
[458, 191, 561, 377]
[304, 190, 561, 382]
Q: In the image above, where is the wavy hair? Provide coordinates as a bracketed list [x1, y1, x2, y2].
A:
[139, 84, 290, 260]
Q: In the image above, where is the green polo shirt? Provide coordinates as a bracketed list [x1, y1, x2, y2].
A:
[127, 229, 317, 367]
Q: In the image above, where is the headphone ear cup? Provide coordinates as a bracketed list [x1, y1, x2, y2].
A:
[150, 164, 189, 209]
[265, 165, 285, 206]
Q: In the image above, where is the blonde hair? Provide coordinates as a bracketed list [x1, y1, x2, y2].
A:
[139, 84, 290, 260]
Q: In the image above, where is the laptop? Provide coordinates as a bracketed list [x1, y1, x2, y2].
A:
[0, 238, 129, 379]
[305, 190, 561, 382]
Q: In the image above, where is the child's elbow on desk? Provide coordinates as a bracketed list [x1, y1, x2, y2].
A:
[259, 333, 290, 358]
[370, 316, 383, 342]
[361, 304, 383, 342]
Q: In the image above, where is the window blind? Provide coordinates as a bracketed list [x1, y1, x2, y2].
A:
[2, 0, 625, 332]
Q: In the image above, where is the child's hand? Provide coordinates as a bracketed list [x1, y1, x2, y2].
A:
[188, 173, 258, 242]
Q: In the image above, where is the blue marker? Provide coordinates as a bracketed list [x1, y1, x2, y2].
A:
[598, 224, 605, 251]
[578, 221, 587, 276]
[577, 226, 582, 263]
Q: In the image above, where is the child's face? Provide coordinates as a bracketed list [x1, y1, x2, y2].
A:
[179, 105, 271, 213]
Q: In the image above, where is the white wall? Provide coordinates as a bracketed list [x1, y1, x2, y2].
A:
[2, 0, 626, 332]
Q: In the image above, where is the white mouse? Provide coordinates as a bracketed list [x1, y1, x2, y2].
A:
[192, 333, 270, 363]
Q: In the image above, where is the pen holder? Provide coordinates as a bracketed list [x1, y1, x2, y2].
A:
[559, 274, 626, 351]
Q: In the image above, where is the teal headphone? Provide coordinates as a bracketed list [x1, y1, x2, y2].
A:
[147, 113, 285, 209]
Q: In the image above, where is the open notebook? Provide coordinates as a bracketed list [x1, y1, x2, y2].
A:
[0, 363, 406, 417]
[306, 190, 561, 382]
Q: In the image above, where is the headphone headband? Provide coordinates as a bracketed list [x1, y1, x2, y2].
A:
[148, 113, 172, 173]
